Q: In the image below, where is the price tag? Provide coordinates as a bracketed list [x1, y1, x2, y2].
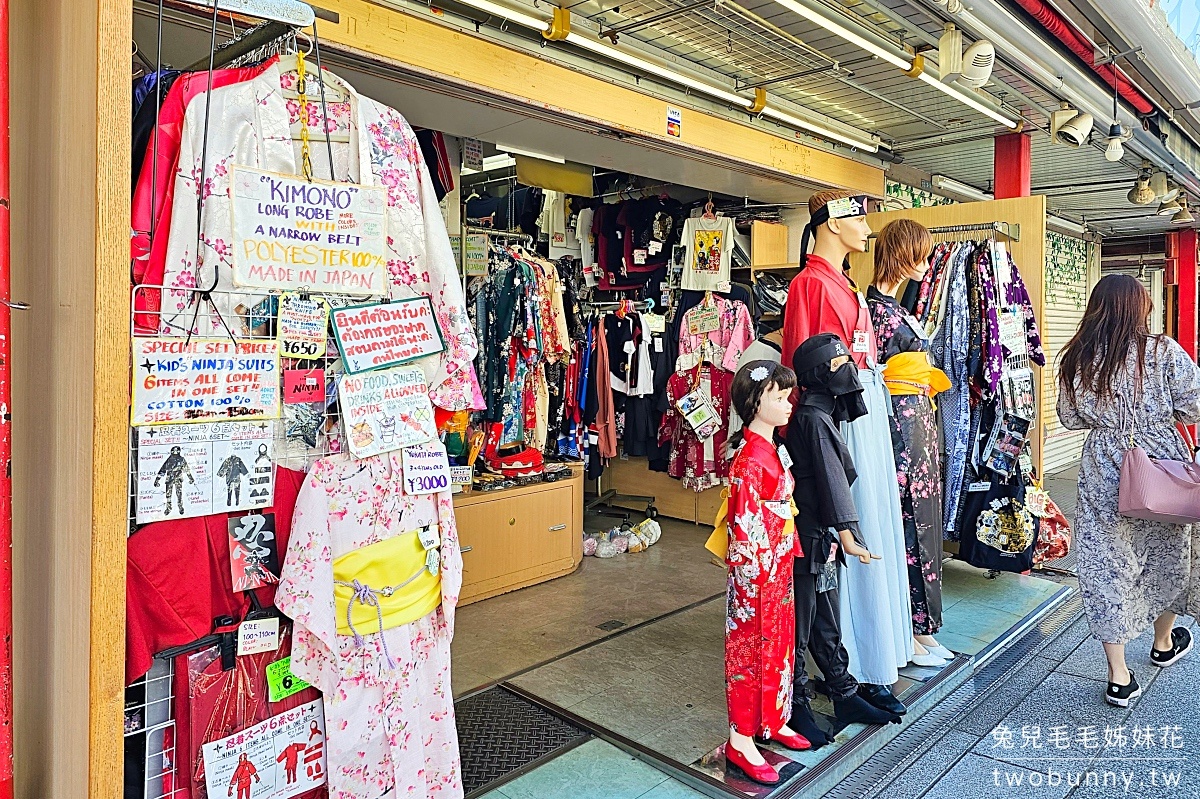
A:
[852, 329, 869, 353]
[969, 481, 991, 492]
[648, 240, 663, 255]
[998, 309, 1026, 352]
[654, 337, 664, 353]
[237, 617, 280, 656]
[450, 465, 473, 485]
[417, 524, 441, 551]
[688, 306, 721, 336]
[277, 294, 329, 360]
[283, 368, 325, 405]
[716, 280, 731, 293]
[266, 656, 311, 702]
[633, 249, 648, 265]
[402, 441, 452, 495]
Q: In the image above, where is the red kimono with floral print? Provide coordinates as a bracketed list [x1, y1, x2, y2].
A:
[725, 429, 801, 738]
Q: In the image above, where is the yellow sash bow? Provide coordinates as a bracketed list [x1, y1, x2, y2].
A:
[332, 528, 442, 644]
[704, 487, 797, 561]
[882, 351, 950, 406]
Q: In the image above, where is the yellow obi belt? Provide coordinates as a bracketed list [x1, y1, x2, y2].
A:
[883, 351, 951, 399]
[333, 526, 442, 651]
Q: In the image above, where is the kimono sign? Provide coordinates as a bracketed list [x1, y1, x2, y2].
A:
[201, 699, 327, 799]
[402, 441, 452, 495]
[331, 298, 446, 374]
[132, 338, 280, 426]
[231, 166, 388, 295]
[277, 294, 329, 359]
[338, 365, 438, 458]
[136, 422, 275, 523]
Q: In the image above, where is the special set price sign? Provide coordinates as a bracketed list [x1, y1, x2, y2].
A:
[132, 338, 280, 425]
[231, 166, 388, 295]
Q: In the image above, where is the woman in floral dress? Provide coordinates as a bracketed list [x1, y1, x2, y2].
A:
[723, 361, 810, 785]
[867, 220, 952, 666]
[1058, 274, 1200, 706]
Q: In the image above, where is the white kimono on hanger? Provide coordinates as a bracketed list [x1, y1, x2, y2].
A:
[159, 61, 484, 412]
[276, 452, 464, 799]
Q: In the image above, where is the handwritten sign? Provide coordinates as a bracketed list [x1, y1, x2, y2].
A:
[201, 699, 326, 799]
[463, 138, 484, 171]
[338, 365, 438, 458]
[687, 305, 721, 336]
[133, 338, 280, 426]
[231, 166, 387, 295]
[277, 294, 329, 359]
[266, 657, 311, 703]
[464, 233, 489, 276]
[331, 298, 446, 374]
[237, 617, 280, 656]
[450, 465, 473, 486]
[402, 441, 452, 495]
[136, 422, 275, 523]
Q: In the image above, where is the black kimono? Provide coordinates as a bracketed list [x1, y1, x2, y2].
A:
[786, 391, 862, 704]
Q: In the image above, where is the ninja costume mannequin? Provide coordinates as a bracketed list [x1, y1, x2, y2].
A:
[155, 445, 195, 516]
[781, 190, 913, 717]
[785, 335, 902, 741]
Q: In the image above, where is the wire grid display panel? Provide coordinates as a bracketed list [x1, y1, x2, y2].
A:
[125, 660, 179, 799]
[127, 284, 356, 798]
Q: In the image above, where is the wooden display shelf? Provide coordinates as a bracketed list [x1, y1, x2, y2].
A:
[455, 468, 585, 605]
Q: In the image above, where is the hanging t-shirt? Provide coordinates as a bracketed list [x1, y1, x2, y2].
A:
[681, 215, 736, 292]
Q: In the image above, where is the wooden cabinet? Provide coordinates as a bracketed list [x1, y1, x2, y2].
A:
[454, 471, 584, 605]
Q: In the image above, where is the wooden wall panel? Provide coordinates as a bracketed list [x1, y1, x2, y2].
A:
[849, 196, 1048, 472]
[11, 0, 130, 796]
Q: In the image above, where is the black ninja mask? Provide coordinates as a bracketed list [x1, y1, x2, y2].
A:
[792, 334, 867, 423]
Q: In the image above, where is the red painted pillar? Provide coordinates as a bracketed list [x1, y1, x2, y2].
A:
[1169, 229, 1199, 361]
[993, 132, 1032, 199]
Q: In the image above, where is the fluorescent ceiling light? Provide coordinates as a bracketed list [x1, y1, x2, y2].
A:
[454, 0, 881, 152]
[931, 174, 992, 202]
[770, 0, 910, 70]
[917, 73, 1019, 128]
[759, 106, 879, 151]
[496, 144, 566, 163]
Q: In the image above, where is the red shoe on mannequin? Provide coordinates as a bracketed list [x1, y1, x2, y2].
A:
[724, 742, 780, 785]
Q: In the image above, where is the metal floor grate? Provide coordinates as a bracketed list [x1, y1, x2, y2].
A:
[456, 686, 591, 797]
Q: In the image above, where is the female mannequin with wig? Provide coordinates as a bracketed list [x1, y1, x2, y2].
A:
[1057, 274, 1200, 705]
[867, 219, 953, 667]
[781, 189, 912, 718]
[721, 360, 811, 785]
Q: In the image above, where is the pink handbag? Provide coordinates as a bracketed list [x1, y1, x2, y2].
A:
[1118, 444, 1200, 524]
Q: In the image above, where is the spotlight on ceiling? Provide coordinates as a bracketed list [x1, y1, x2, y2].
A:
[1173, 196, 1195, 225]
[1150, 170, 1169, 198]
[1157, 196, 1181, 216]
[938, 25, 994, 90]
[1051, 102, 1093, 147]
[1128, 172, 1156, 205]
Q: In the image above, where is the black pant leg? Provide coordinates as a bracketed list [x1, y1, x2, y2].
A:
[792, 568, 818, 703]
[809, 583, 859, 699]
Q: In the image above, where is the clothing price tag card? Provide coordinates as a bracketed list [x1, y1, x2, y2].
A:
[237, 617, 280, 656]
[283, 369, 325, 405]
[266, 656, 312, 703]
[402, 441, 452, 495]
[277, 294, 329, 360]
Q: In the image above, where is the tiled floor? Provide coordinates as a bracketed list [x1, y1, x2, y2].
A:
[505, 555, 1067, 775]
[451, 515, 723, 696]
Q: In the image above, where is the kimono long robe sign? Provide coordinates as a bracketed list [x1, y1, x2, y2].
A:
[276, 452, 465, 799]
[725, 430, 799, 738]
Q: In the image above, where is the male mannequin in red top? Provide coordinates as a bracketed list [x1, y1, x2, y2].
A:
[781, 190, 915, 720]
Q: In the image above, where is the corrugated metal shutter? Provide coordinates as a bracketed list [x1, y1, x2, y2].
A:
[1042, 233, 1092, 474]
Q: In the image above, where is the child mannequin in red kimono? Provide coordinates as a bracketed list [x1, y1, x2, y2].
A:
[723, 360, 812, 785]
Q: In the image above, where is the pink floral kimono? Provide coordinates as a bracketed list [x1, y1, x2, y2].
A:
[276, 452, 464, 799]
[158, 60, 483, 412]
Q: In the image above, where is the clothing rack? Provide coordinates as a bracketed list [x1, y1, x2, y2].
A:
[464, 225, 533, 246]
[926, 221, 1021, 242]
[585, 299, 653, 313]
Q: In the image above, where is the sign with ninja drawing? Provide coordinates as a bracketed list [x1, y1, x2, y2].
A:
[337, 364, 437, 458]
[201, 699, 326, 799]
[137, 422, 275, 523]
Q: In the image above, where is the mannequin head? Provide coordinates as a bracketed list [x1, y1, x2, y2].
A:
[792, 334, 867, 423]
[873, 219, 932, 292]
[730, 360, 797, 442]
[804, 190, 871, 268]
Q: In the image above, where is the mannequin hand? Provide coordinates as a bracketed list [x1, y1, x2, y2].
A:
[838, 530, 880, 565]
